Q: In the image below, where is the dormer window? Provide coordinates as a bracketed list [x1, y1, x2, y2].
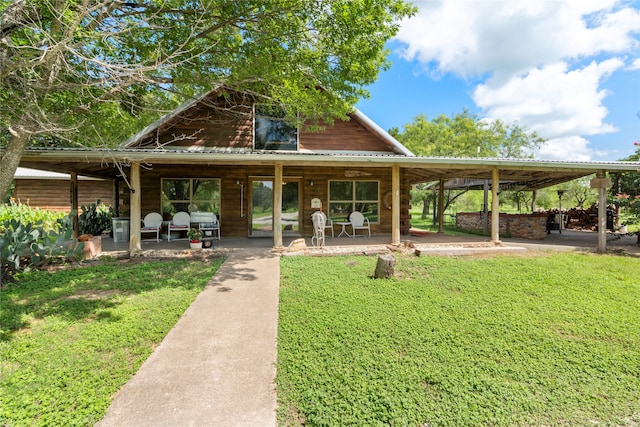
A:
[254, 104, 298, 151]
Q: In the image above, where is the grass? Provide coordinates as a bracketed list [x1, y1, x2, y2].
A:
[410, 212, 472, 236]
[277, 253, 640, 426]
[0, 257, 224, 426]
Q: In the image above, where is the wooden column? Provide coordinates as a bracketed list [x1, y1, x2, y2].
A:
[130, 163, 141, 252]
[273, 162, 283, 248]
[483, 180, 489, 233]
[391, 165, 400, 245]
[597, 171, 607, 253]
[438, 178, 445, 234]
[70, 172, 79, 238]
[114, 179, 121, 217]
[491, 168, 501, 244]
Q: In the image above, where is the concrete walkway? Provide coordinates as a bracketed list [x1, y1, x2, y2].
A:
[97, 249, 279, 427]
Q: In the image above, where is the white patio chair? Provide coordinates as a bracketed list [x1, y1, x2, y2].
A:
[141, 212, 163, 242]
[318, 211, 334, 238]
[311, 211, 326, 247]
[168, 211, 190, 241]
[349, 211, 371, 238]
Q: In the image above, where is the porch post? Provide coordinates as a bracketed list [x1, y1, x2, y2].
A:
[438, 178, 445, 233]
[273, 162, 283, 248]
[392, 165, 400, 245]
[130, 163, 142, 252]
[491, 168, 501, 244]
[70, 172, 79, 239]
[597, 170, 608, 253]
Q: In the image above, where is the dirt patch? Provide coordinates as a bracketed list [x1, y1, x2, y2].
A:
[64, 289, 124, 300]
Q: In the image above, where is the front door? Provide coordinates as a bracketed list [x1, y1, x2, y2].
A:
[250, 179, 300, 237]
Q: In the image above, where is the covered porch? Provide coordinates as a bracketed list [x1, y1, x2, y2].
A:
[14, 147, 640, 254]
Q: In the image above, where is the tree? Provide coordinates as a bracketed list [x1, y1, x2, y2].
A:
[0, 0, 415, 198]
[564, 177, 595, 209]
[392, 110, 545, 221]
[390, 110, 544, 158]
[610, 143, 640, 235]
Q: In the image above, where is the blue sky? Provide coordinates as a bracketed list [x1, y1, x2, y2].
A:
[357, 0, 640, 161]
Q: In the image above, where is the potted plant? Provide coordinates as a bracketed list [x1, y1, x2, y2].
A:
[187, 228, 202, 249]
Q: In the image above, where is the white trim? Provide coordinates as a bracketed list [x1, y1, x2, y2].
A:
[353, 109, 415, 156]
[13, 167, 102, 180]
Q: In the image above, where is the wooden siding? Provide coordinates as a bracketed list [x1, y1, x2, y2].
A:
[300, 119, 393, 152]
[123, 164, 411, 238]
[133, 92, 397, 154]
[13, 179, 114, 213]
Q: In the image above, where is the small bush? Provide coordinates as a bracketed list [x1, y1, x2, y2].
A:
[0, 200, 64, 233]
[78, 200, 113, 236]
[0, 214, 84, 283]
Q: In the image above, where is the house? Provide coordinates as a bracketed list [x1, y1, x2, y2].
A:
[10, 87, 640, 252]
[113, 89, 414, 243]
[12, 167, 114, 212]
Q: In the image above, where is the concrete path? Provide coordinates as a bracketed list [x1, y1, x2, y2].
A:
[97, 249, 280, 427]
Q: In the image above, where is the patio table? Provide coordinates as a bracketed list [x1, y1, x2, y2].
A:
[335, 221, 351, 238]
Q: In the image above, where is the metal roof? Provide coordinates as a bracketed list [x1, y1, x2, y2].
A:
[11, 146, 640, 191]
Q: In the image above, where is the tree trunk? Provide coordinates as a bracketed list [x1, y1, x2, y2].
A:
[421, 195, 429, 219]
[374, 254, 396, 279]
[0, 126, 31, 200]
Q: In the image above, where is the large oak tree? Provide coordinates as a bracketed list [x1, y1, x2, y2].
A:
[0, 0, 415, 198]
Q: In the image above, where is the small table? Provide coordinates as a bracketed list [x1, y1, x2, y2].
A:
[335, 221, 351, 238]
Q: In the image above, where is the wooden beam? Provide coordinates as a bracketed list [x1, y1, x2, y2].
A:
[392, 165, 400, 245]
[70, 172, 79, 238]
[597, 170, 607, 253]
[491, 168, 500, 244]
[438, 178, 445, 234]
[273, 163, 283, 248]
[130, 163, 141, 252]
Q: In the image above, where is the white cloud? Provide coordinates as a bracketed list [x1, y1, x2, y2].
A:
[536, 136, 601, 161]
[473, 59, 623, 138]
[629, 58, 640, 70]
[393, 1, 640, 160]
[396, 0, 640, 78]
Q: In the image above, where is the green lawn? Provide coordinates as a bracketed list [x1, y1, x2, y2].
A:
[277, 253, 640, 426]
[0, 257, 224, 426]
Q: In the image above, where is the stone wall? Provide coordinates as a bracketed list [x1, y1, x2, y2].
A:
[456, 212, 548, 240]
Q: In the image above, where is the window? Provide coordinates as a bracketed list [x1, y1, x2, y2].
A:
[161, 179, 220, 219]
[254, 104, 298, 151]
[328, 180, 379, 223]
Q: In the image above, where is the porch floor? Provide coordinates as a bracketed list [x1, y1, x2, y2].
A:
[100, 229, 640, 256]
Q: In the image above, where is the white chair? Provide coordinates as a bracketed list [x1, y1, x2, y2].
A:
[141, 212, 163, 242]
[349, 211, 371, 238]
[318, 211, 334, 238]
[311, 211, 325, 247]
[168, 211, 190, 241]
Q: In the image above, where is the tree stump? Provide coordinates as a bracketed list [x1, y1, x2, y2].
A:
[374, 254, 396, 279]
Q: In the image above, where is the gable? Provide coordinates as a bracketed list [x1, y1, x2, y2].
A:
[122, 89, 412, 155]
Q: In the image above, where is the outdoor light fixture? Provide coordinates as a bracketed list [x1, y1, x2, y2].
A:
[309, 180, 314, 187]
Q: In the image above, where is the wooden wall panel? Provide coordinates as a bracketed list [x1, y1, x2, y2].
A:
[13, 179, 114, 213]
[300, 119, 392, 152]
[132, 165, 411, 238]
[134, 92, 397, 154]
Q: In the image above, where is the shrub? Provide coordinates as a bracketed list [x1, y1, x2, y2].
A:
[0, 200, 65, 232]
[0, 213, 84, 283]
[78, 200, 113, 236]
